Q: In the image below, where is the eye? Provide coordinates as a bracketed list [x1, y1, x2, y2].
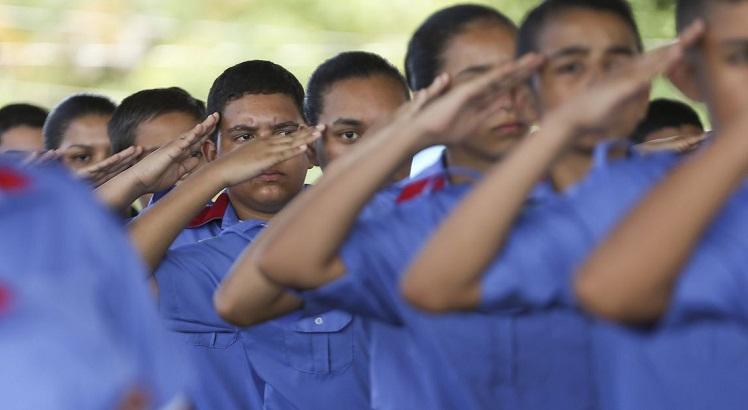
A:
[234, 134, 253, 143]
[190, 150, 203, 158]
[726, 48, 748, 65]
[338, 131, 361, 143]
[555, 61, 584, 75]
[276, 126, 300, 136]
[70, 153, 92, 164]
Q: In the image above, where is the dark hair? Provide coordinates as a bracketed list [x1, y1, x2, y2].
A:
[207, 60, 304, 142]
[0, 103, 48, 142]
[304, 51, 409, 125]
[631, 98, 704, 143]
[43, 94, 117, 149]
[405, 4, 517, 91]
[518, 0, 643, 57]
[108, 87, 206, 153]
[676, 0, 746, 32]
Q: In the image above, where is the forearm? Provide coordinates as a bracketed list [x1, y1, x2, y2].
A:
[402, 114, 577, 311]
[129, 166, 225, 271]
[95, 170, 148, 213]
[576, 130, 748, 323]
[259, 123, 427, 289]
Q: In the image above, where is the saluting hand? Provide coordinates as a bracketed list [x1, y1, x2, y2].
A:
[212, 125, 323, 187]
[72, 145, 144, 188]
[552, 21, 705, 138]
[126, 113, 219, 194]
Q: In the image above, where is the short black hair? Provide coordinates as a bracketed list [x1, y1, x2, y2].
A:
[676, 0, 746, 32]
[0, 103, 48, 143]
[304, 51, 409, 125]
[405, 4, 517, 91]
[631, 98, 704, 143]
[108, 87, 206, 153]
[43, 94, 117, 149]
[207, 60, 304, 142]
[518, 0, 643, 57]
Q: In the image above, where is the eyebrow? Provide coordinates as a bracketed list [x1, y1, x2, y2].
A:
[226, 124, 257, 133]
[331, 118, 364, 127]
[455, 64, 493, 79]
[548, 46, 590, 60]
[272, 121, 300, 130]
[65, 144, 94, 150]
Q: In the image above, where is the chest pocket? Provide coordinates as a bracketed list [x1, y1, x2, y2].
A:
[183, 330, 240, 349]
[283, 310, 354, 374]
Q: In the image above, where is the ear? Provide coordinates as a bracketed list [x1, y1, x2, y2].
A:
[201, 140, 217, 162]
[668, 59, 704, 102]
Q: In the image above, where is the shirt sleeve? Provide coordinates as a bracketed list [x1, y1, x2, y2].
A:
[479, 202, 592, 312]
[661, 211, 748, 326]
[155, 235, 247, 333]
[302, 198, 449, 324]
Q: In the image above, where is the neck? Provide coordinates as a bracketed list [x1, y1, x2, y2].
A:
[444, 147, 499, 184]
[550, 149, 594, 192]
[227, 192, 277, 222]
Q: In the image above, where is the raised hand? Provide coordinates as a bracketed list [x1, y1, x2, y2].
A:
[72, 145, 144, 188]
[125, 113, 219, 194]
[213, 125, 322, 187]
[405, 53, 544, 145]
[634, 133, 709, 155]
[553, 21, 705, 137]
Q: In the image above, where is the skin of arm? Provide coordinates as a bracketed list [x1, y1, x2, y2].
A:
[253, 56, 544, 294]
[575, 112, 748, 325]
[129, 125, 320, 274]
[400, 23, 705, 313]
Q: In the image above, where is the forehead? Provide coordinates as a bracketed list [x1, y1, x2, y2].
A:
[221, 93, 303, 128]
[440, 22, 517, 76]
[538, 8, 639, 54]
[134, 111, 199, 148]
[61, 114, 111, 147]
[705, 1, 748, 40]
[319, 75, 408, 124]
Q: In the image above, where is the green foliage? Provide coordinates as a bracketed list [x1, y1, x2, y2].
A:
[1, 0, 704, 125]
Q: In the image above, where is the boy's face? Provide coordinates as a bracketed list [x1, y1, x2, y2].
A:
[0, 126, 44, 153]
[440, 21, 533, 160]
[315, 74, 408, 168]
[217, 93, 309, 216]
[59, 114, 112, 171]
[690, 2, 748, 130]
[534, 9, 644, 150]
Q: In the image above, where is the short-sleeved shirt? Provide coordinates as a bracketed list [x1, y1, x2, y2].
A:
[155, 219, 370, 410]
[481, 150, 748, 409]
[0, 160, 192, 410]
[299, 180, 585, 410]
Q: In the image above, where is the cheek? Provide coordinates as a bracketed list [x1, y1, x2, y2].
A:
[322, 140, 351, 164]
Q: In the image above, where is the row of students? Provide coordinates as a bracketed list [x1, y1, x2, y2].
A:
[215, 0, 746, 409]
[3, 0, 745, 408]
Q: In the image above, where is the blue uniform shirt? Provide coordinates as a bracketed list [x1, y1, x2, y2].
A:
[155, 219, 370, 410]
[0, 160, 192, 410]
[300, 181, 573, 410]
[481, 150, 748, 410]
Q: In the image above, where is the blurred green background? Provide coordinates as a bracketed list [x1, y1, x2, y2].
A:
[1, 0, 696, 114]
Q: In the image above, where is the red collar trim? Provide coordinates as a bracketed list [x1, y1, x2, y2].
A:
[0, 284, 12, 316]
[0, 168, 29, 192]
[396, 174, 448, 204]
[187, 192, 231, 228]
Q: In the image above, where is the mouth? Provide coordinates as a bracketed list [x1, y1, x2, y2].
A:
[491, 122, 526, 136]
[256, 170, 286, 182]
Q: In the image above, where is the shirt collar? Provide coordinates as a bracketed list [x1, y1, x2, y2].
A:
[187, 192, 232, 228]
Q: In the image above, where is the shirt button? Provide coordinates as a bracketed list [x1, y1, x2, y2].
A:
[314, 317, 324, 325]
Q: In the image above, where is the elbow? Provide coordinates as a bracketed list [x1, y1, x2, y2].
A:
[257, 251, 327, 290]
[400, 275, 475, 314]
[574, 272, 665, 325]
[213, 288, 259, 327]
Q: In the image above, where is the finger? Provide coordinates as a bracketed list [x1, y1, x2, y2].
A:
[678, 20, 706, 50]
[458, 53, 544, 106]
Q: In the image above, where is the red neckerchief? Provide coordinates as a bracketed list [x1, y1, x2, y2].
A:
[187, 192, 231, 228]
